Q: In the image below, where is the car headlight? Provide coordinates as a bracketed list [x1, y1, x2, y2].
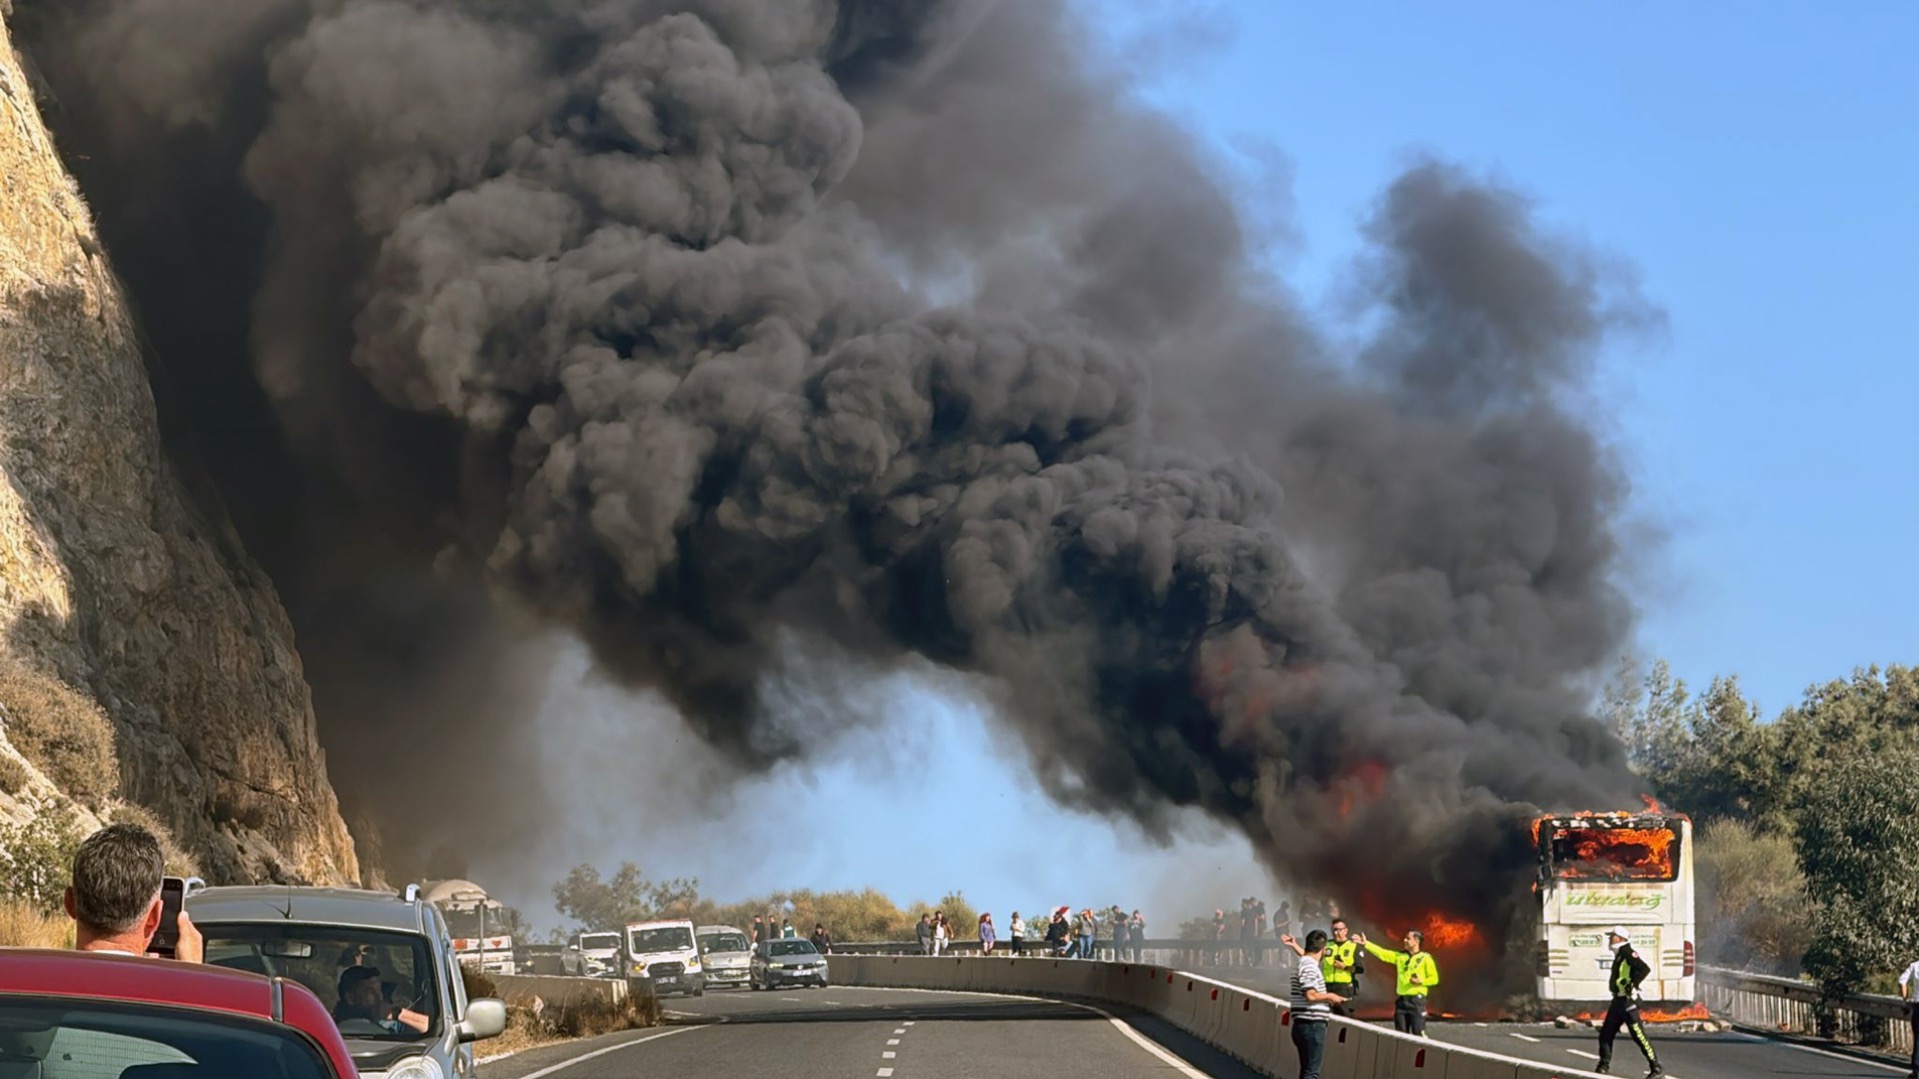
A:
[385, 1055, 445, 1079]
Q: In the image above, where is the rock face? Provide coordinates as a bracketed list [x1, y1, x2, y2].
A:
[0, 15, 358, 884]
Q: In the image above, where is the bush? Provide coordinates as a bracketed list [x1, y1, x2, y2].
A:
[1695, 818, 1814, 974]
[0, 753, 28, 795]
[0, 896, 71, 948]
[0, 804, 83, 912]
[111, 802, 199, 877]
[0, 657, 120, 810]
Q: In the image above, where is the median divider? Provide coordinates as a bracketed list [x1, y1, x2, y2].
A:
[829, 956, 1588, 1079]
[489, 974, 628, 1009]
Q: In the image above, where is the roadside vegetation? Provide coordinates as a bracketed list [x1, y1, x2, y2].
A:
[0, 656, 120, 811]
[1607, 658, 1919, 993]
[463, 966, 660, 1060]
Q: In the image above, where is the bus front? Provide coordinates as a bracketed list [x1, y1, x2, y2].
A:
[1534, 812, 1695, 1010]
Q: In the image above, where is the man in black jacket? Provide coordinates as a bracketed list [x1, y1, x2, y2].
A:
[1597, 927, 1664, 1077]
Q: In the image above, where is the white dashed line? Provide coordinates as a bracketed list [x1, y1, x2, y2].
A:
[515, 1028, 698, 1079]
[1567, 1049, 1600, 1060]
[894, 1028, 906, 1035]
[888, 1039, 901, 1045]
[877, 1070, 894, 1078]
[904, 1021, 916, 1026]
[882, 1051, 897, 1059]
[1508, 1032, 1541, 1043]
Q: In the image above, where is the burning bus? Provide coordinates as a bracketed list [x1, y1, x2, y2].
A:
[1533, 811, 1696, 1009]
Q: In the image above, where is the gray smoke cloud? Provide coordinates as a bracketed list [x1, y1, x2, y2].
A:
[18, 0, 1656, 942]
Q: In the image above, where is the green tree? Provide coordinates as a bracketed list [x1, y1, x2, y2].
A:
[1694, 818, 1812, 974]
[0, 806, 83, 911]
[551, 863, 702, 931]
[1793, 749, 1919, 995]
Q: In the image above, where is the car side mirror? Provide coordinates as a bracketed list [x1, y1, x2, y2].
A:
[458, 998, 507, 1043]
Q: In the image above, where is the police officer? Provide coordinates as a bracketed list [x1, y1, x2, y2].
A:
[1322, 919, 1363, 1017]
[1597, 926, 1664, 1077]
[1355, 930, 1438, 1036]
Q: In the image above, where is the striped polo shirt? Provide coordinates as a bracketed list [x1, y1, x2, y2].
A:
[1291, 957, 1331, 1020]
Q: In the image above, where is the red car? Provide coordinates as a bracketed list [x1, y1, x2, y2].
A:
[0, 948, 359, 1078]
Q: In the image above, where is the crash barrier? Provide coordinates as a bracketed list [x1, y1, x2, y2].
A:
[489, 974, 628, 1011]
[829, 955, 1587, 1079]
[1699, 964, 1913, 1057]
[833, 938, 1278, 968]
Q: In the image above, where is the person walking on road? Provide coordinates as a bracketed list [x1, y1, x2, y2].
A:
[1321, 919, 1362, 1017]
[1010, 912, 1025, 956]
[917, 913, 935, 956]
[1355, 930, 1438, 1037]
[1282, 930, 1347, 1079]
[979, 913, 997, 955]
[1595, 926, 1664, 1077]
[1899, 951, 1919, 1079]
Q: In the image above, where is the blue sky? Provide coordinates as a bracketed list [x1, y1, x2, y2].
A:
[483, 2, 1919, 933]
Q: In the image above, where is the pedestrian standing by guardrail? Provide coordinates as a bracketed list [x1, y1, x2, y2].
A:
[1596, 926, 1664, 1077]
[1283, 930, 1348, 1079]
[1128, 910, 1145, 961]
[979, 913, 996, 955]
[1009, 912, 1025, 956]
[1897, 951, 1918, 1079]
[1355, 930, 1438, 1037]
[917, 913, 934, 955]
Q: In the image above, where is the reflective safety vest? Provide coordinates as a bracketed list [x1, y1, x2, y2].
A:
[1363, 941, 1439, 998]
[1321, 940, 1359, 985]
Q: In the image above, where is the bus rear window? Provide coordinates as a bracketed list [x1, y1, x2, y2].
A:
[1545, 825, 1680, 882]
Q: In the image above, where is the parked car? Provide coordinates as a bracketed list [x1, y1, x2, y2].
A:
[190, 884, 507, 1079]
[695, 925, 752, 989]
[622, 919, 705, 997]
[750, 938, 829, 990]
[0, 948, 359, 1077]
[518, 943, 566, 977]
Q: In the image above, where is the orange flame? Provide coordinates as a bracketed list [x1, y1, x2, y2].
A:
[1423, 913, 1482, 950]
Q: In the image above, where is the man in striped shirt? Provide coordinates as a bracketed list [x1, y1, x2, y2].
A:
[1282, 930, 1349, 1079]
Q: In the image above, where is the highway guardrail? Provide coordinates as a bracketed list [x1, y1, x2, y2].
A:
[829, 954, 1589, 1079]
[1698, 964, 1912, 1057]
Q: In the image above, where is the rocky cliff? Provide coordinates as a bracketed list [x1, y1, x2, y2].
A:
[0, 13, 358, 884]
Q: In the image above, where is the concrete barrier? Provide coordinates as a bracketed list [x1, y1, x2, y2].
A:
[489, 974, 627, 1010]
[831, 956, 1592, 1079]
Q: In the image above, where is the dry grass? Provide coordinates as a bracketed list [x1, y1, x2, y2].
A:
[0, 656, 119, 810]
[0, 752, 27, 795]
[0, 896, 71, 948]
[462, 967, 662, 1060]
[110, 802, 199, 877]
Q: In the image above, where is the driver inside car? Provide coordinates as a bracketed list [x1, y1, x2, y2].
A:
[333, 966, 429, 1035]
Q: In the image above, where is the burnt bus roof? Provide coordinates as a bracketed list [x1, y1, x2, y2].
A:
[1534, 811, 1688, 830]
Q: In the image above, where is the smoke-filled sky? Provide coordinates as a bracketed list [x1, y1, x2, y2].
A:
[20, 0, 1917, 941]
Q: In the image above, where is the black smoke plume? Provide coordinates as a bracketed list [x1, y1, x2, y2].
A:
[18, 0, 1655, 945]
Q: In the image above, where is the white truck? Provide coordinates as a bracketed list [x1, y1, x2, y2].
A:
[623, 918, 705, 997]
[422, 878, 517, 976]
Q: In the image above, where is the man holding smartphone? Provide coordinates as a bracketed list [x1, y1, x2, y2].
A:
[63, 823, 203, 963]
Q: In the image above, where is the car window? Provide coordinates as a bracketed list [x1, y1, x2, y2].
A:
[200, 925, 441, 1041]
[699, 933, 748, 953]
[0, 998, 335, 1079]
[769, 941, 817, 957]
[580, 933, 620, 951]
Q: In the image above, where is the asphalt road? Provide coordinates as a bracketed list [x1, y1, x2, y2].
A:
[477, 985, 1266, 1079]
[1428, 1019, 1913, 1079]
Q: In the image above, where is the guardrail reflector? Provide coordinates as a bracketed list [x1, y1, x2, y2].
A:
[1242, 1000, 1251, 1011]
[1413, 1048, 1425, 1067]
[1210, 988, 1218, 1000]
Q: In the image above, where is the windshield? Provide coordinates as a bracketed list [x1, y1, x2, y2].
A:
[629, 926, 694, 954]
[0, 999, 335, 1078]
[1544, 825, 1680, 882]
[769, 940, 818, 957]
[700, 932, 749, 954]
[201, 924, 443, 1042]
[580, 933, 621, 952]
[439, 907, 507, 942]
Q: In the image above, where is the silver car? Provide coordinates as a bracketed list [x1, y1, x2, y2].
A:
[189, 884, 506, 1079]
[696, 925, 752, 989]
[749, 938, 829, 990]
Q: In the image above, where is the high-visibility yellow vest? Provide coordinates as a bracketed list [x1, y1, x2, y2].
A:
[1363, 941, 1439, 998]
[1321, 940, 1359, 985]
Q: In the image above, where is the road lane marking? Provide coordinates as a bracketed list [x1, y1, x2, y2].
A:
[1508, 1033, 1540, 1043]
[877, 1070, 894, 1077]
[1766, 1039, 1911, 1073]
[1056, 1001, 1208, 1079]
[887, 1039, 901, 1045]
[904, 1021, 916, 1025]
[1566, 1049, 1599, 1059]
[515, 1027, 697, 1079]
[882, 1051, 897, 1059]
[894, 1029, 906, 1034]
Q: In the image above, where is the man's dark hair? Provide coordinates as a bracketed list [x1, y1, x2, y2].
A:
[69, 823, 164, 934]
[338, 965, 381, 996]
[1304, 929, 1329, 952]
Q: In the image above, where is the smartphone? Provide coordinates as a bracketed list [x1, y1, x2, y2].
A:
[150, 876, 186, 958]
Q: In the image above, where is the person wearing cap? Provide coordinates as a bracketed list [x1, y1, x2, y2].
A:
[1895, 950, 1918, 1079]
[1354, 929, 1438, 1036]
[1596, 926, 1663, 1077]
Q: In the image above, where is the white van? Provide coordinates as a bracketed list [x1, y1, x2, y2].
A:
[563, 930, 624, 978]
[623, 919, 705, 997]
[696, 925, 752, 989]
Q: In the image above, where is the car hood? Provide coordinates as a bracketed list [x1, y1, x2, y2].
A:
[346, 1037, 439, 1073]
